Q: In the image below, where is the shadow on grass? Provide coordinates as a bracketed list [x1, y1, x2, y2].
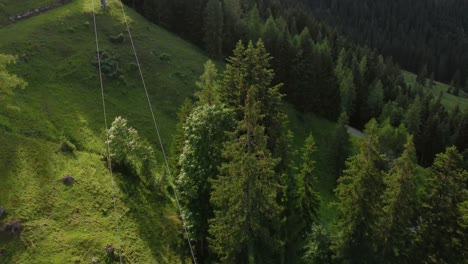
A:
[110, 161, 186, 262]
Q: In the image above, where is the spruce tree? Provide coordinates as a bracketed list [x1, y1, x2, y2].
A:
[209, 86, 284, 263]
[196, 60, 219, 105]
[419, 147, 468, 263]
[333, 119, 386, 263]
[285, 135, 320, 263]
[203, 0, 224, 58]
[222, 0, 243, 54]
[379, 136, 419, 263]
[219, 40, 287, 164]
[335, 49, 356, 115]
[330, 112, 350, 182]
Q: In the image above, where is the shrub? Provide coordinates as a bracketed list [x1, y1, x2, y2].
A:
[110, 33, 124, 44]
[159, 53, 171, 62]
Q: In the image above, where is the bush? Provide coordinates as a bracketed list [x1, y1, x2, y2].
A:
[59, 136, 76, 153]
[110, 33, 124, 44]
[106, 117, 156, 184]
[159, 53, 171, 62]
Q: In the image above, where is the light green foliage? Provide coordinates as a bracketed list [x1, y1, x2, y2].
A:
[177, 104, 235, 256]
[333, 119, 386, 263]
[196, 60, 219, 105]
[210, 86, 284, 263]
[303, 224, 332, 263]
[377, 120, 409, 161]
[379, 137, 419, 263]
[107, 116, 153, 164]
[0, 1, 210, 261]
[403, 71, 468, 110]
[0, 54, 27, 99]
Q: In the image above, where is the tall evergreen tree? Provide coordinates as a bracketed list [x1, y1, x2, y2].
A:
[219, 40, 287, 163]
[419, 147, 468, 263]
[203, 0, 224, 58]
[335, 49, 356, 115]
[209, 86, 284, 263]
[379, 136, 419, 263]
[285, 135, 320, 263]
[222, 0, 243, 54]
[246, 5, 262, 41]
[196, 60, 219, 105]
[330, 112, 351, 182]
[333, 119, 386, 263]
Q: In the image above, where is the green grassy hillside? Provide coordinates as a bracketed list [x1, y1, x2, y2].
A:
[403, 71, 468, 110]
[0, 0, 208, 262]
[0, 0, 344, 262]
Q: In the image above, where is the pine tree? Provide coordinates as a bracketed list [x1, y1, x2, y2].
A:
[379, 136, 419, 263]
[285, 134, 320, 262]
[333, 119, 386, 263]
[246, 5, 262, 41]
[330, 112, 350, 182]
[416, 64, 427, 86]
[419, 147, 468, 263]
[203, 0, 224, 58]
[299, 135, 321, 226]
[209, 86, 284, 263]
[335, 49, 356, 115]
[367, 79, 384, 118]
[222, 0, 243, 54]
[196, 60, 219, 105]
[219, 40, 287, 162]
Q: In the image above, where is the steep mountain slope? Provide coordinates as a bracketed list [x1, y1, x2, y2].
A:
[0, 0, 208, 262]
[0, 0, 343, 262]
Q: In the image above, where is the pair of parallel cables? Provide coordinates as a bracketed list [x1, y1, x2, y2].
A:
[91, 0, 197, 263]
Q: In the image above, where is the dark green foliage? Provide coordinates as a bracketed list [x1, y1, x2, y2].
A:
[219, 40, 287, 163]
[418, 147, 468, 263]
[330, 112, 350, 182]
[109, 33, 125, 44]
[285, 134, 320, 262]
[203, 0, 224, 58]
[307, 0, 468, 85]
[94, 52, 122, 79]
[416, 64, 427, 86]
[209, 86, 284, 263]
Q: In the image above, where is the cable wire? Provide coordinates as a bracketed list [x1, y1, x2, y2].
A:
[115, 1, 198, 263]
[91, 1, 123, 263]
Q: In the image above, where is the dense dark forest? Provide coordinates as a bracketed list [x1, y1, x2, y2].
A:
[306, 0, 468, 86]
[124, 0, 467, 166]
[119, 1, 467, 262]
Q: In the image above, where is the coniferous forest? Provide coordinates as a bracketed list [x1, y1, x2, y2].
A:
[0, 0, 467, 263]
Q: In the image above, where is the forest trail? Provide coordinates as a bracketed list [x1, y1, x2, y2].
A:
[346, 125, 365, 138]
